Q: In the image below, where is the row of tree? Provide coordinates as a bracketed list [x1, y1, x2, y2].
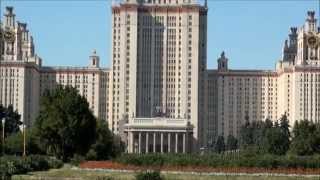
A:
[211, 114, 320, 156]
[1, 86, 124, 161]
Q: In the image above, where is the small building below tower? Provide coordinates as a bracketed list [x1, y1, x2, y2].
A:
[125, 117, 194, 153]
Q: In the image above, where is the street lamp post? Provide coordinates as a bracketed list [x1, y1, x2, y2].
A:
[1, 117, 5, 156]
[23, 123, 26, 157]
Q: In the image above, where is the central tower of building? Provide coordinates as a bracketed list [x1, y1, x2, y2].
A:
[109, 0, 208, 152]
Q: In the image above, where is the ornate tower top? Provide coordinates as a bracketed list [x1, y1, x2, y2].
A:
[5, 6, 14, 15]
[92, 49, 97, 55]
[217, 51, 228, 71]
[220, 51, 225, 58]
[1, 6, 41, 64]
[307, 11, 315, 21]
[305, 10, 317, 32]
[89, 49, 100, 68]
[290, 27, 297, 34]
[3, 6, 15, 28]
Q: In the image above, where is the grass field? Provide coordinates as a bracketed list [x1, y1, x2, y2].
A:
[12, 165, 320, 180]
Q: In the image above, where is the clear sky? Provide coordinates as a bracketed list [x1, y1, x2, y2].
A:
[1, 0, 318, 69]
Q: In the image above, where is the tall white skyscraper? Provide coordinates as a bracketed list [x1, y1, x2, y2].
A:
[110, 0, 208, 152]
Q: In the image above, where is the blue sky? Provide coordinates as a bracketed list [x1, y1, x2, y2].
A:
[1, 0, 318, 69]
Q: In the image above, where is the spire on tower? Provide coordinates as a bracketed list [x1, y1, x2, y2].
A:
[5, 6, 14, 15]
[307, 11, 316, 20]
[89, 49, 100, 68]
[218, 51, 228, 71]
[305, 10, 317, 32]
[284, 40, 289, 49]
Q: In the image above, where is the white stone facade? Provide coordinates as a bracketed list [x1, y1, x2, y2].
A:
[110, 0, 208, 151]
[0, 7, 110, 126]
[205, 11, 320, 147]
[125, 117, 193, 153]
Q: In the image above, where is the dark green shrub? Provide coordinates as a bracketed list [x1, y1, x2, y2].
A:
[135, 171, 163, 180]
[96, 177, 115, 180]
[86, 149, 98, 160]
[0, 155, 63, 176]
[47, 157, 64, 169]
[70, 154, 85, 166]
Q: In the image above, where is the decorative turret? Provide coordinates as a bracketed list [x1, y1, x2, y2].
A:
[305, 11, 317, 32]
[282, 27, 298, 63]
[4, 6, 15, 28]
[89, 49, 100, 68]
[289, 27, 297, 46]
[217, 51, 228, 71]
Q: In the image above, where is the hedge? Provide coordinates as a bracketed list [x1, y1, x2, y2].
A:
[115, 153, 320, 169]
[0, 155, 63, 178]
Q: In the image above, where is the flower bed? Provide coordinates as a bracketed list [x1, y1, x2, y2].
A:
[80, 161, 320, 175]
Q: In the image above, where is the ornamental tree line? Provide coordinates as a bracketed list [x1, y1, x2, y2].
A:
[212, 114, 320, 156]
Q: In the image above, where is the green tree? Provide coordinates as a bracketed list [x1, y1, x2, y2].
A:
[5, 128, 43, 155]
[34, 86, 96, 161]
[0, 105, 22, 137]
[251, 121, 266, 152]
[264, 118, 273, 129]
[265, 127, 289, 155]
[239, 116, 253, 149]
[86, 120, 117, 160]
[289, 120, 317, 155]
[314, 124, 320, 154]
[226, 135, 238, 151]
[214, 136, 225, 153]
[278, 114, 290, 154]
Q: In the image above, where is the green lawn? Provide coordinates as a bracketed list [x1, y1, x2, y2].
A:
[12, 165, 320, 180]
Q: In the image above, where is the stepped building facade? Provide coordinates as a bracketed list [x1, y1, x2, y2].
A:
[1, 2, 320, 152]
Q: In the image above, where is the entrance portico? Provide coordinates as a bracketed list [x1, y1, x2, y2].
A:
[125, 118, 193, 153]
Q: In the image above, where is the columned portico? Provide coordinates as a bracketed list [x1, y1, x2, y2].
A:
[125, 118, 193, 153]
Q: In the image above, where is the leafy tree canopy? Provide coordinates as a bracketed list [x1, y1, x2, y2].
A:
[214, 136, 225, 153]
[34, 86, 96, 161]
[226, 135, 238, 151]
[239, 114, 290, 155]
[289, 120, 320, 156]
[86, 120, 122, 160]
[0, 105, 22, 137]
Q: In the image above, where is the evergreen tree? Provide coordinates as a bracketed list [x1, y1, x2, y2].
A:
[279, 114, 290, 138]
[239, 115, 253, 149]
[265, 127, 289, 155]
[290, 120, 318, 155]
[226, 135, 238, 151]
[279, 114, 290, 154]
[264, 118, 273, 129]
[214, 136, 225, 153]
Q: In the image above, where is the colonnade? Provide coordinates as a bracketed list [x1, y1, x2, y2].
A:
[127, 131, 191, 153]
